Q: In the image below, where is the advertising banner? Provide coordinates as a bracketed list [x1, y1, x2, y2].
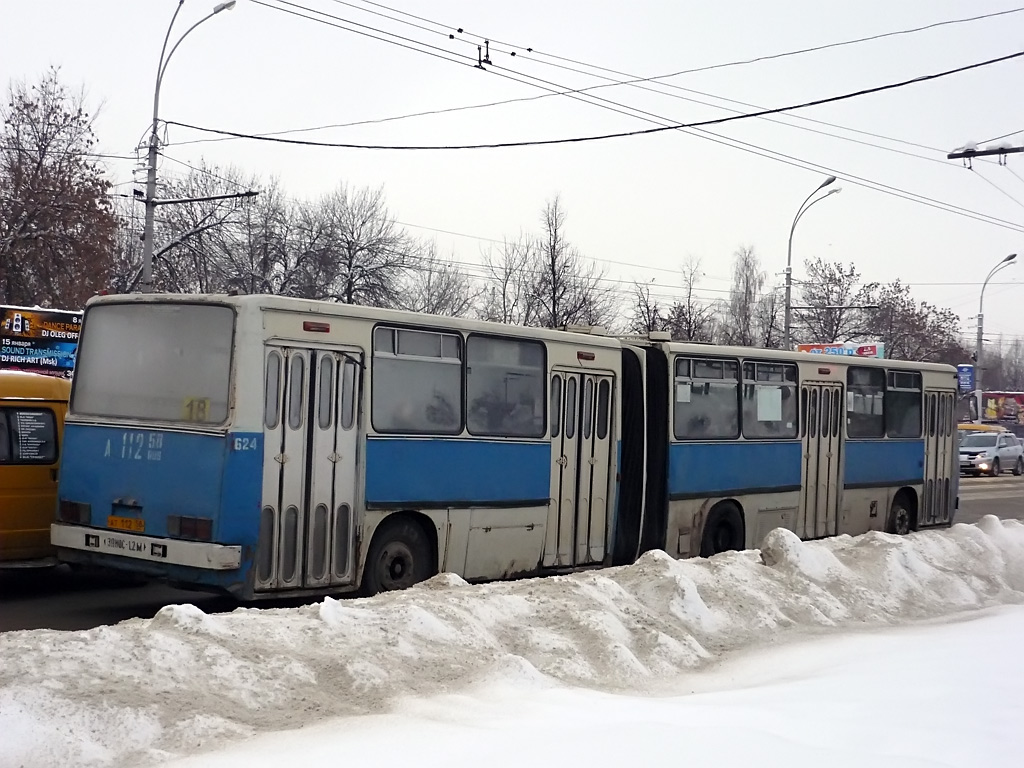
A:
[982, 392, 1024, 425]
[796, 342, 885, 359]
[0, 305, 83, 376]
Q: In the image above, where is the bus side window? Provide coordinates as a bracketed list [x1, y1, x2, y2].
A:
[847, 367, 884, 438]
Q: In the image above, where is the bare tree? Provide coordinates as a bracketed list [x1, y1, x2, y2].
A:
[666, 256, 716, 342]
[478, 234, 539, 325]
[226, 177, 299, 296]
[795, 258, 877, 344]
[868, 279, 966, 363]
[398, 242, 479, 317]
[314, 184, 413, 307]
[718, 246, 766, 347]
[628, 280, 665, 334]
[148, 162, 256, 293]
[981, 338, 1024, 390]
[532, 196, 616, 328]
[753, 286, 785, 349]
[0, 68, 115, 307]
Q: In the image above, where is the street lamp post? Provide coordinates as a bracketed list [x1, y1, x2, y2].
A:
[140, 0, 236, 294]
[975, 253, 1017, 391]
[783, 176, 841, 350]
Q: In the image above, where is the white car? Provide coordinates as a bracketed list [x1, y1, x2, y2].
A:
[959, 432, 1024, 476]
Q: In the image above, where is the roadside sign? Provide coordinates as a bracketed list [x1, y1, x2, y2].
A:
[956, 364, 975, 393]
[0, 305, 82, 376]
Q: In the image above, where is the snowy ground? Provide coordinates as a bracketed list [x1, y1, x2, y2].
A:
[3, 516, 1024, 768]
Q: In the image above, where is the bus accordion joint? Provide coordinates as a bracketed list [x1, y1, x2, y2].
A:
[303, 321, 330, 333]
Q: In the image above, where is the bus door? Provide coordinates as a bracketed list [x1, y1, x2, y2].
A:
[545, 370, 614, 568]
[923, 391, 953, 524]
[258, 345, 362, 592]
[799, 383, 844, 539]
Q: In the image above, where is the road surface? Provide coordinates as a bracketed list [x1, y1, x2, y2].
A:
[1, 476, 1020, 633]
[955, 475, 1024, 525]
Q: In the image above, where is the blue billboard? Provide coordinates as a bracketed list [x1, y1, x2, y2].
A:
[956, 364, 975, 393]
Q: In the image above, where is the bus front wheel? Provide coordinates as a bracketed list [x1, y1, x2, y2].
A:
[700, 502, 745, 558]
[361, 517, 433, 596]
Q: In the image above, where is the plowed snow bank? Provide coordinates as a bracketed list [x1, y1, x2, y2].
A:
[2, 517, 1023, 768]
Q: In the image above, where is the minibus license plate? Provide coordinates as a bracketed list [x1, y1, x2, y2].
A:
[108, 516, 145, 533]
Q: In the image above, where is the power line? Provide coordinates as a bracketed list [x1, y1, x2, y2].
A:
[1005, 165, 1024, 186]
[348, 0, 1024, 78]
[180, 0, 1011, 210]
[160, 153, 251, 191]
[976, 128, 1024, 145]
[336, 1, 1021, 163]
[166, 49, 1024, 151]
[968, 166, 1024, 212]
[164, 6, 1024, 247]
[0, 144, 138, 161]
[249, 0, 475, 69]
[165, 42, 1024, 235]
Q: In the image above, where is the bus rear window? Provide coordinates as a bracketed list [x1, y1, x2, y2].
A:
[72, 303, 234, 424]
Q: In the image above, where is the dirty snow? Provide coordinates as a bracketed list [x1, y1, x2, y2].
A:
[2, 516, 1024, 767]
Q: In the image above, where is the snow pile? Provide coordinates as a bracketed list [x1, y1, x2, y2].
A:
[2, 516, 1024, 768]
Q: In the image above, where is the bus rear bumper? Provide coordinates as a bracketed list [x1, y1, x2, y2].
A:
[51, 524, 241, 571]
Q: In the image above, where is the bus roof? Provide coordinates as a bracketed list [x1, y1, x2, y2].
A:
[657, 340, 957, 374]
[83, 292, 626, 350]
[0, 370, 72, 401]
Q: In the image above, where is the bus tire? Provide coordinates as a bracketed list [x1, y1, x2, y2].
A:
[361, 517, 433, 596]
[887, 493, 915, 535]
[1014, 457, 1024, 476]
[700, 502, 745, 558]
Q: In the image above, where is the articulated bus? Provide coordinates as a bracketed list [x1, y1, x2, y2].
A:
[51, 294, 959, 599]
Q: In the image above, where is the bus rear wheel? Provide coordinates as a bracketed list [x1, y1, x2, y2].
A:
[361, 517, 433, 596]
[700, 502, 745, 558]
[887, 494, 914, 535]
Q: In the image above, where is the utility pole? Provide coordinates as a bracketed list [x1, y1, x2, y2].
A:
[784, 176, 841, 350]
[140, 0, 237, 293]
[975, 253, 1017, 393]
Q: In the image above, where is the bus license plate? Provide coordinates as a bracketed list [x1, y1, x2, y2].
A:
[108, 516, 145, 533]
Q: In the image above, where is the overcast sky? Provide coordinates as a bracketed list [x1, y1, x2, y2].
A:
[3, 0, 1022, 344]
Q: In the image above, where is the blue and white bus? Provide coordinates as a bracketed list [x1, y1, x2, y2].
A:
[51, 294, 959, 599]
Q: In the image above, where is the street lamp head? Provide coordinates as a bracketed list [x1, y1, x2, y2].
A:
[213, 1, 236, 12]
